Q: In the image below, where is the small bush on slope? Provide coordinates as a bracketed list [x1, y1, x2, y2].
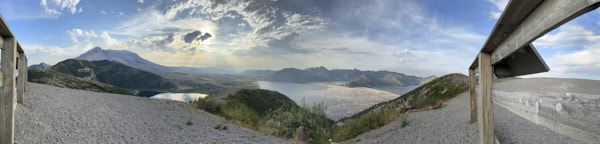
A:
[195, 97, 222, 114]
[258, 101, 333, 143]
[194, 89, 334, 143]
[332, 109, 404, 141]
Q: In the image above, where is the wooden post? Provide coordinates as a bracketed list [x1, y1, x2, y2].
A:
[469, 68, 477, 124]
[478, 52, 494, 144]
[24, 56, 27, 92]
[0, 36, 17, 144]
[17, 52, 25, 104]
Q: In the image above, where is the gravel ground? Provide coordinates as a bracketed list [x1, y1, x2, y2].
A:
[352, 78, 585, 143]
[15, 83, 286, 143]
[351, 93, 479, 143]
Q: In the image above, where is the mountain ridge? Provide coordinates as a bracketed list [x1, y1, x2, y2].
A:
[51, 59, 176, 90]
[28, 62, 52, 70]
[262, 66, 424, 87]
[76, 47, 170, 72]
[75, 47, 237, 74]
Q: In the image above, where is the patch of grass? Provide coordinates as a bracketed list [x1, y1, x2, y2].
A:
[214, 124, 228, 130]
[174, 124, 182, 129]
[400, 114, 408, 128]
[333, 109, 403, 142]
[186, 120, 194, 125]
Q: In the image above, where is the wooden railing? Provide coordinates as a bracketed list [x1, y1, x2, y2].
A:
[0, 13, 27, 144]
[468, 0, 600, 143]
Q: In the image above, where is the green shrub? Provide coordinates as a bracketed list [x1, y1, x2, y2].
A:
[222, 104, 260, 125]
[195, 97, 223, 114]
[214, 124, 227, 130]
[257, 101, 333, 143]
[186, 120, 194, 125]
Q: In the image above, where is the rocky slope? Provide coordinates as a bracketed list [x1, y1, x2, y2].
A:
[340, 73, 468, 124]
[15, 83, 285, 143]
[263, 66, 422, 87]
[28, 69, 133, 95]
[51, 59, 176, 90]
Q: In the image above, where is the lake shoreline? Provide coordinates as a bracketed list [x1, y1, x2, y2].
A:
[257, 81, 418, 121]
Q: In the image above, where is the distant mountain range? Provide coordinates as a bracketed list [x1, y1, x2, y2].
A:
[259, 66, 425, 87]
[28, 62, 52, 70]
[75, 47, 237, 74]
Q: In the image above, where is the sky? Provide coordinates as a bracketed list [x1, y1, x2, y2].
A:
[0, 0, 599, 79]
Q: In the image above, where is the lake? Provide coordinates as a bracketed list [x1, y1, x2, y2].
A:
[257, 81, 418, 121]
[150, 93, 207, 102]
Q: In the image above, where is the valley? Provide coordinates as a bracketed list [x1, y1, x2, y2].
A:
[257, 81, 418, 121]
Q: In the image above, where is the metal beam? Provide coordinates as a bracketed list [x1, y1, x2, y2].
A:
[491, 0, 600, 64]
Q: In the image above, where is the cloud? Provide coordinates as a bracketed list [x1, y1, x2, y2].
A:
[21, 44, 72, 66]
[183, 31, 212, 43]
[66, 28, 122, 52]
[22, 0, 488, 76]
[40, 0, 82, 18]
[315, 0, 485, 75]
[199, 33, 212, 41]
[22, 28, 125, 66]
[235, 33, 320, 56]
[330, 47, 375, 56]
[486, 0, 508, 19]
[529, 24, 600, 79]
[111, 0, 327, 57]
[534, 24, 600, 48]
[138, 0, 144, 4]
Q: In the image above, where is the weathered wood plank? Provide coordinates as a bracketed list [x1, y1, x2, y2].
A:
[493, 91, 600, 143]
[478, 52, 494, 144]
[469, 68, 477, 124]
[480, 0, 544, 53]
[491, 0, 600, 64]
[0, 36, 17, 144]
[23, 57, 26, 92]
[17, 52, 25, 104]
